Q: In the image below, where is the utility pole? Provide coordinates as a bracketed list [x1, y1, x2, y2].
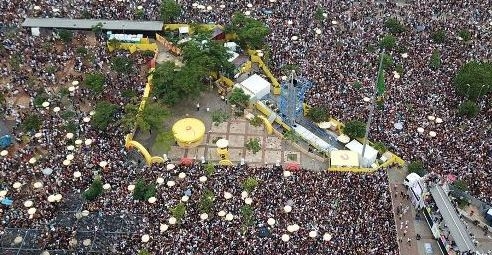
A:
[361, 50, 385, 164]
[287, 69, 296, 126]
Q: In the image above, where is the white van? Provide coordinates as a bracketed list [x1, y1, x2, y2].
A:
[404, 173, 426, 209]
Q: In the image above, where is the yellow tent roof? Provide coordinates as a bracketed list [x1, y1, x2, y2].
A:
[172, 118, 206, 143]
[330, 150, 359, 167]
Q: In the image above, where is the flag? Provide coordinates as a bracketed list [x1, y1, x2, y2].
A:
[376, 61, 385, 96]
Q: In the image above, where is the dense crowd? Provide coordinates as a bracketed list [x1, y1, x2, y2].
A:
[0, 0, 490, 253]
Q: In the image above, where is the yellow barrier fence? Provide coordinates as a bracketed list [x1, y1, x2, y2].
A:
[155, 33, 181, 56]
[248, 50, 281, 95]
[107, 42, 158, 53]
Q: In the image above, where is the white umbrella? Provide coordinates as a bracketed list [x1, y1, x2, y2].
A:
[29, 157, 37, 164]
[13, 182, 22, 189]
[66, 133, 74, 139]
[54, 194, 62, 202]
[363, 97, 371, 102]
[72, 80, 79, 86]
[197, 4, 205, 9]
[200, 213, 208, 220]
[178, 172, 186, 179]
[244, 197, 253, 205]
[69, 238, 77, 247]
[82, 239, 91, 246]
[287, 225, 296, 233]
[283, 205, 292, 213]
[218, 210, 226, 217]
[323, 233, 332, 241]
[247, 3, 253, 8]
[75, 212, 82, 219]
[14, 236, 23, 244]
[68, 86, 76, 92]
[427, 115, 436, 121]
[216, 138, 229, 148]
[181, 195, 189, 202]
[83, 117, 91, 123]
[62, 160, 71, 166]
[167, 180, 175, 187]
[84, 139, 92, 145]
[0, 190, 7, 197]
[281, 234, 290, 242]
[241, 191, 249, 199]
[0, 150, 8, 156]
[244, 10, 251, 16]
[81, 210, 90, 217]
[287, 20, 293, 25]
[42, 102, 50, 108]
[199, 176, 207, 183]
[206, 5, 212, 11]
[429, 131, 437, 137]
[137, 5, 143, 10]
[219, 4, 225, 8]
[267, 218, 276, 226]
[315, 28, 322, 35]
[192, 3, 198, 7]
[309, 230, 318, 238]
[99, 161, 108, 168]
[28, 207, 37, 215]
[66, 154, 74, 161]
[417, 127, 425, 133]
[281, 75, 287, 81]
[66, 145, 75, 151]
[148, 197, 157, 203]
[225, 213, 234, 221]
[156, 177, 164, 184]
[331, 20, 338, 24]
[160, 224, 168, 232]
[35, 132, 42, 138]
[24, 200, 34, 208]
[401, 53, 409, 58]
[283, 171, 292, 177]
[291, 35, 298, 41]
[318, 122, 331, 129]
[168, 217, 177, 225]
[47, 195, 56, 202]
[75, 139, 82, 145]
[33, 6, 41, 10]
[33, 182, 43, 189]
[223, 191, 233, 200]
[166, 164, 175, 170]
[89, 111, 95, 116]
[53, 106, 60, 113]
[435, 117, 443, 124]
[41, 251, 50, 255]
[103, 184, 111, 190]
[127, 184, 135, 191]
[393, 72, 401, 79]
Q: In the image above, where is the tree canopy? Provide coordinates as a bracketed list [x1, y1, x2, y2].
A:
[84, 72, 106, 93]
[228, 88, 250, 108]
[227, 13, 270, 49]
[454, 61, 492, 100]
[306, 106, 329, 123]
[181, 40, 234, 75]
[111, 56, 133, 74]
[343, 120, 366, 139]
[92, 101, 118, 130]
[160, 0, 181, 23]
[122, 100, 170, 133]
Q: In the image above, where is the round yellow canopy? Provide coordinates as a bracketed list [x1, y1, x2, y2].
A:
[172, 118, 206, 148]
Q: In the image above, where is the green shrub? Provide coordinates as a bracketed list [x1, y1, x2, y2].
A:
[84, 72, 106, 93]
[240, 205, 255, 226]
[57, 29, 73, 43]
[144, 184, 156, 200]
[384, 18, 405, 34]
[242, 177, 259, 193]
[132, 179, 156, 201]
[22, 115, 42, 132]
[458, 100, 479, 118]
[76, 47, 88, 56]
[204, 162, 215, 176]
[431, 30, 446, 43]
[83, 176, 103, 201]
[343, 120, 366, 138]
[199, 189, 215, 213]
[407, 161, 427, 177]
[306, 106, 329, 123]
[245, 138, 261, 154]
[373, 142, 388, 153]
[170, 202, 186, 222]
[92, 101, 118, 130]
[249, 116, 263, 127]
[453, 179, 469, 192]
[33, 93, 49, 107]
[382, 53, 394, 70]
[352, 81, 362, 89]
[430, 49, 442, 70]
[454, 61, 492, 100]
[211, 110, 229, 126]
[458, 29, 471, 41]
[380, 35, 397, 50]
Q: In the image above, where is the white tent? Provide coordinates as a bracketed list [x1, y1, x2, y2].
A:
[292, 125, 334, 153]
[236, 74, 271, 101]
[345, 140, 378, 167]
[330, 150, 359, 167]
[178, 26, 189, 34]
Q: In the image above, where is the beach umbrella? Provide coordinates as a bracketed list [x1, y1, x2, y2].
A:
[247, 3, 253, 8]
[69, 238, 77, 247]
[323, 233, 332, 241]
[160, 224, 168, 232]
[427, 115, 436, 121]
[103, 184, 111, 190]
[287, 20, 293, 25]
[53, 106, 60, 113]
[33, 6, 41, 10]
[281, 234, 290, 242]
[363, 97, 370, 102]
[66, 154, 74, 161]
[68, 86, 76, 92]
[283, 171, 292, 177]
[218, 210, 226, 217]
[244, 10, 251, 16]
[83, 117, 91, 123]
[72, 80, 79, 86]
[315, 28, 322, 35]
[318, 122, 331, 129]
[35, 132, 42, 138]
[291, 35, 298, 41]
[331, 20, 338, 24]
[178, 172, 186, 179]
[24, 200, 34, 208]
[62, 160, 71, 166]
[0, 190, 7, 197]
[241, 191, 249, 199]
[54, 194, 62, 202]
[66, 133, 74, 139]
[167, 181, 175, 187]
[417, 127, 424, 133]
[267, 218, 276, 226]
[225, 213, 234, 221]
[84, 139, 92, 145]
[220, 4, 225, 8]
[89, 111, 95, 116]
[137, 5, 143, 10]
[29, 157, 37, 164]
[28, 207, 37, 215]
[244, 198, 253, 205]
[223, 191, 233, 200]
[181, 195, 189, 202]
[429, 131, 437, 137]
[200, 213, 208, 220]
[14, 236, 23, 244]
[166, 164, 175, 170]
[199, 176, 207, 183]
[33, 182, 43, 189]
[435, 117, 443, 124]
[40, 251, 50, 255]
[206, 5, 212, 11]
[75, 139, 82, 145]
[283, 205, 292, 213]
[287, 225, 296, 233]
[270, 0, 276, 2]
[82, 239, 91, 246]
[148, 197, 157, 203]
[13, 182, 22, 189]
[156, 177, 164, 184]
[42, 167, 53, 175]
[401, 53, 409, 58]
[47, 195, 56, 203]
[99, 161, 108, 168]
[309, 231, 318, 238]
[393, 72, 401, 79]
[0, 150, 8, 156]
[42, 102, 50, 108]
[81, 210, 90, 217]
[168, 217, 177, 225]
[127, 184, 135, 191]
[66, 145, 75, 151]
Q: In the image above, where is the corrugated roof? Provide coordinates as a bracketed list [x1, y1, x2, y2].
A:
[21, 18, 163, 31]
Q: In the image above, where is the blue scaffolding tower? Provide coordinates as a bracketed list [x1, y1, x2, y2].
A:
[278, 76, 313, 125]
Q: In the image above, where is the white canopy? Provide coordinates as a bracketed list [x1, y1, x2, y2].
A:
[237, 74, 271, 101]
[345, 140, 378, 167]
[330, 150, 359, 167]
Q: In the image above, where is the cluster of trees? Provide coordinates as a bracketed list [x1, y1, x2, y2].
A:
[454, 61, 491, 118]
[226, 12, 270, 49]
[83, 176, 103, 201]
[132, 179, 157, 201]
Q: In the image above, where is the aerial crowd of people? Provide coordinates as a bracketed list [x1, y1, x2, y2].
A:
[0, 0, 490, 254]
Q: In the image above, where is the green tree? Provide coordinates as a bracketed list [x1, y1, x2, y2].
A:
[144, 184, 156, 200]
[381, 53, 394, 70]
[249, 116, 263, 127]
[138, 249, 151, 255]
[454, 61, 492, 100]
[33, 92, 49, 107]
[108, 38, 121, 49]
[380, 35, 396, 50]
[111, 56, 133, 74]
[199, 189, 215, 213]
[22, 115, 42, 132]
[306, 106, 329, 123]
[458, 100, 479, 118]
[240, 205, 255, 226]
[458, 29, 471, 42]
[283, 129, 301, 143]
[170, 202, 186, 222]
[343, 120, 366, 139]
[372, 141, 388, 153]
[122, 100, 169, 133]
[281, 64, 299, 76]
[242, 177, 259, 193]
[384, 18, 405, 34]
[245, 138, 261, 154]
[228, 13, 270, 49]
[430, 49, 442, 70]
[182, 40, 234, 75]
[84, 72, 106, 93]
[314, 7, 325, 21]
[91, 22, 103, 34]
[92, 101, 118, 130]
[132, 179, 147, 201]
[407, 161, 427, 177]
[83, 176, 103, 201]
[57, 29, 73, 43]
[431, 30, 446, 44]
[160, 0, 181, 23]
[76, 47, 88, 56]
[452, 179, 469, 192]
[152, 130, 175, 153]
[228, 88, 250, 108]
[211, 110, 229, 126]
[135, 8, 144, 19]
[204, 162, 215, 176]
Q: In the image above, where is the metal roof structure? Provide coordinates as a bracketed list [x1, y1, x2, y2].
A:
[21, 18, 163, 31]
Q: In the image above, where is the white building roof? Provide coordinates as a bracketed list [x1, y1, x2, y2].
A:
[345, 140, 378, 167]
[21, 18, 163, 31]
[239, 74, 271, 100]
